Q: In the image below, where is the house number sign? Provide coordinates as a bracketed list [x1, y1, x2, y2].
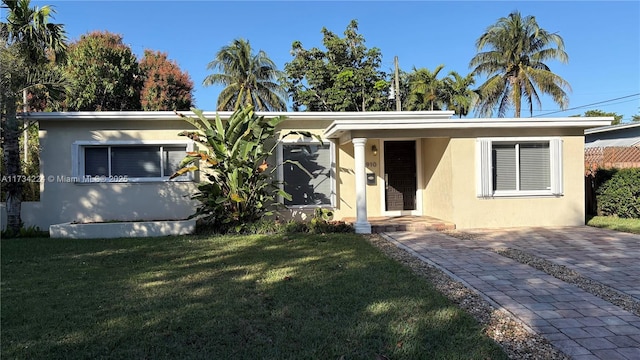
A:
[366, 161, 377, 167]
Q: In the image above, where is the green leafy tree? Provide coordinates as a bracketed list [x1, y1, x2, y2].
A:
[406, 65, 447, 111]
[284, 20, 389, 111]
[139, 49, 194, 111]
[62, 31, 142, 111]
[171, 106, 318, 233]
[1, 0, 66, 233]
[203, 38, 286, 112]
[470, 11, 571, 117]
[633, 114, 640, 122]
[443, 71, 478, 118]
[573, 110, 623, 125]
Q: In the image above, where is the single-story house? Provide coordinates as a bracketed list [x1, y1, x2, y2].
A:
[1, 111, 611, 233]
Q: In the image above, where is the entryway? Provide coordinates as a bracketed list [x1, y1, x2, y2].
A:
[383, 140, 418, 213]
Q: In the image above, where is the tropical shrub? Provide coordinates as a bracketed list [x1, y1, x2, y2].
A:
[596, 168, 640, 218]
[173, 106, 318, 233]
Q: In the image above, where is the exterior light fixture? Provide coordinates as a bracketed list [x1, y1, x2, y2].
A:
[371, 145, 378, 156]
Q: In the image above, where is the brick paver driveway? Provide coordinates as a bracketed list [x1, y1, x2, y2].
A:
[382, 226, 640, 360]
[462, 227, 640, 302]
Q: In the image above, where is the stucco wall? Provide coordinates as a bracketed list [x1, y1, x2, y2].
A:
[445, 136, 586, 229]
[333, 138, 381, 220]
[421, 137, 454, 221]
[32, 120, 200, 228]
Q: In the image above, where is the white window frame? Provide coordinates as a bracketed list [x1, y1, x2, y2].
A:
[72, 140, 195, 183]
[277, 138, 335, 208]
[476, 137, 563, 198]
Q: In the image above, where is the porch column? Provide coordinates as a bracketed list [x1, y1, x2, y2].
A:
[352, 138, 371, 234]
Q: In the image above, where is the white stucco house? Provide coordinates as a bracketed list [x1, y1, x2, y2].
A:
[1, 110, 611, 234]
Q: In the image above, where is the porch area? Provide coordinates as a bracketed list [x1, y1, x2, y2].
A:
[343, 216, 456, 233]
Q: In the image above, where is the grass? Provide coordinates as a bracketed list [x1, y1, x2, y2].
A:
[1, 233, 506, 360]
[587, 215, 640, 234]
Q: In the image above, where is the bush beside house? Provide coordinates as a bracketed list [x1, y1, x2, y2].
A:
[596, 168, 640, 219]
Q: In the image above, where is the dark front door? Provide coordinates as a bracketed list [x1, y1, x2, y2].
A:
[384, 141, 416, 211]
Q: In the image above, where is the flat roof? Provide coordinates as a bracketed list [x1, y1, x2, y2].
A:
[23, 111, 612, 139]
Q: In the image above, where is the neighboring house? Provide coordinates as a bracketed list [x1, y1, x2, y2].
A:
[584, 122, 640, 170]
[1, 111, 610, 233]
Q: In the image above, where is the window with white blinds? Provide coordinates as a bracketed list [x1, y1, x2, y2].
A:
[78, 143, 192, 182]
[280, 142, 333, 206]
[477, 138, 562, 197]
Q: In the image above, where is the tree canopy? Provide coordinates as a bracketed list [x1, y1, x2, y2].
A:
[62, 31, 142, 111]
[406, 65, 447, 111]
[284, 20, 389, 112]
[470, 11, 571, 117]
[203, 38, 286, 112]
[139, 50, 194, 111]
[574, 109, 623, 125]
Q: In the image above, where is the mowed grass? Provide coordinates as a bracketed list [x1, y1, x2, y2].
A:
[587, 216, 640, 234]
[1, 234, 506, 360]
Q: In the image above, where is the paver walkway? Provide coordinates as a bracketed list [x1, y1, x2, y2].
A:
[382, 227, 640, 360]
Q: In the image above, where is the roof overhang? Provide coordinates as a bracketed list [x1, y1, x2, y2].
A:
[324, 117, 613, 143]
[23, 111, 612, 142]
[22, 110, 455, 122]
[584, 121, 640, 135]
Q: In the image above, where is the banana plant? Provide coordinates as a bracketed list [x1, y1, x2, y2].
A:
[172, 106, 321, 233]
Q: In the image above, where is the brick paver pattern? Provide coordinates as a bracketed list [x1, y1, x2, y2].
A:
[382, 227, 640, 360]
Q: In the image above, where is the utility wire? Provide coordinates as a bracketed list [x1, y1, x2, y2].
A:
[532, 93, 640, 117]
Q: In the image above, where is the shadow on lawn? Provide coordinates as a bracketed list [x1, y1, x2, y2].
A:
[1, 235, 505, 359]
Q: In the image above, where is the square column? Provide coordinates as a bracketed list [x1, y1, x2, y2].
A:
[352, 138, 371, 234]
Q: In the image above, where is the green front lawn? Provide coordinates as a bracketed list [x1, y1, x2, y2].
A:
[587, 216, 640, 234]
[1, 234, 505, 359]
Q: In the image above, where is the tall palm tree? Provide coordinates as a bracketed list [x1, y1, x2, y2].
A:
[469, 11, 570, 117]
[1, 0, 66, 233]
[203, 38, 287, 111]
[443, 71, 478, 118]
[406, 65, 446, 111]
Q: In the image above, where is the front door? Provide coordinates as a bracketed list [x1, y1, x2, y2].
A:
[384, 140, 417, 211]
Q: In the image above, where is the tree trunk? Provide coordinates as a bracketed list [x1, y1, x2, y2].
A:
[3, 92, 24, 233]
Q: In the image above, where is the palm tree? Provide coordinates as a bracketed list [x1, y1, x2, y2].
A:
[1, 0, 66, 233]
[443, 71, 478, 118]
[406, 65, 446, 111]
[203, 38, 287, 111]
[469, 11, 570, 117]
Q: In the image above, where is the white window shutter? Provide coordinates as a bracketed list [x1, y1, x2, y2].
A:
[550, 138, 563, 195]
[477, 139, 493, 198]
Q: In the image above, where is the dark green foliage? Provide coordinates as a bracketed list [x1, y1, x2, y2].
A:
[1, 224, 48, 238]
[596, 168, 640, 218]
[174, 106, 318, 234]
[61, 31, 142, 111]
[284, 20, 390, 111]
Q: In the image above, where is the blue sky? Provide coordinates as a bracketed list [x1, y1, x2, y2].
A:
[18, 1, 640, 120]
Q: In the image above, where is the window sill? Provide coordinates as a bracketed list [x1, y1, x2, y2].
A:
[284, 204, 334, 209]
[480, 192, 563, 199]
[73, 177, 193, 184]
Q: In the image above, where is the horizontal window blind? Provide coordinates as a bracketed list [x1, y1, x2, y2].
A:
[520, 143, 550, 191]
[111, 146, 161, 178]
[493, 144, 517, 191]
[85, 147, 109, 176]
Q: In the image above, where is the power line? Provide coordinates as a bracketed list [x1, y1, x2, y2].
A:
[532, 93, 640, 117]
